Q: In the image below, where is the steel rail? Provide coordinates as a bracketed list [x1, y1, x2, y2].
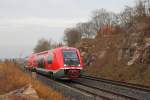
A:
[81, 75, 150, 92]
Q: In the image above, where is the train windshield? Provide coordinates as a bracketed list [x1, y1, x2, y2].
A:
[63, 50, 80, 66]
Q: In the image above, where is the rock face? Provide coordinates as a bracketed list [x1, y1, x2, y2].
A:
[78, 33, 150, 67]
[0, 84, 40, 100]
[128, 43, 150, 65]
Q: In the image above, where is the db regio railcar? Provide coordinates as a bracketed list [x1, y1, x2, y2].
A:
[26, 47, 83, 79]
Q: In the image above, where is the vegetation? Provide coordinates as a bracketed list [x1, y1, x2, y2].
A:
[63, 0, 150, 47]
[34, 38, 51, 53]
[64, 28, 81, 46]
[64, 0, 150, 86]
[0, 61, 65, 100]
[33, 38, 63, 53]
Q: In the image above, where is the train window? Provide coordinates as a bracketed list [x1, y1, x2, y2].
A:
[63, 50, 80, 66]
[37, 55, 45, 68]
[38, 58, 44, 68]
[48, 54, 53, 64]
[63, 50, 78, 59]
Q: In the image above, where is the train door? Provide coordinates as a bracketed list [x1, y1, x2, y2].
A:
[37, 55, 45, 68]
[46, 51, 53, 69]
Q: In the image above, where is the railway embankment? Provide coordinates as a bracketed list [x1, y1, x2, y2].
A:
[19, 62, 150, 100]
[0, 61, 65, 100]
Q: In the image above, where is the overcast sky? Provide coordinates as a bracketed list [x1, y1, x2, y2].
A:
[0, 0, 134, 59]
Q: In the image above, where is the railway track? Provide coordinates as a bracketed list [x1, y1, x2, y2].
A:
[18, 63, 150, 100]
[35, 71, 137, 100]
[71, 75, 150, 100]
[37, 73, 134, 100]
[82, 75, 150, 92]
[62, 80, 135, 100]
[36, 72, 110, 100]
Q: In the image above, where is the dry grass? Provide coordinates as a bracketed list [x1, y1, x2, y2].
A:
[0, 61, 65, 100]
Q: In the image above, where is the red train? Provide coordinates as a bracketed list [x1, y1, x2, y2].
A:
[25, 47, 83, 79]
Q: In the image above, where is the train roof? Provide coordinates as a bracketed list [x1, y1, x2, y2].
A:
[53, 47, 77, 51]
[32, 47, 78, 56]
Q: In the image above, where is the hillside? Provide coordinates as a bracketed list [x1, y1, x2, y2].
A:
[78, 29, 150, 86]
[62, 1, 150, 86]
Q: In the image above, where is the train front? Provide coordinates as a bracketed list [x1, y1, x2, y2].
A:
[56, 48, 83, 79]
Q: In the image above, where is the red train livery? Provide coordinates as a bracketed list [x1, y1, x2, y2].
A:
[26, 47, 83, 79]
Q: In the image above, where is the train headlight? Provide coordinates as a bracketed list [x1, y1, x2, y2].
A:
[78, 64, 80, 66]
[64, 64, 67, 66]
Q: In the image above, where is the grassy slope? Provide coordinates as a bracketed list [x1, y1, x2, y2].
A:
[0, 61, 65, 100]
[80, 35, 150, 87]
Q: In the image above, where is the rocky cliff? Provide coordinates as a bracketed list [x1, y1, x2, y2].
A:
[77, 30, 150, 86]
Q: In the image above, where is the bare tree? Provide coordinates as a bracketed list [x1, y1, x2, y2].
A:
[118, 6, 135, 32]
[91, 9, 118, 35]
[143, 0, 150, 15]
[135, 0, 146, 16]
[64, 28, 81, 46]
[76, 22, 96, 38]
[75, 9, 118, 38]
[34, 38, 51, 53]
[118, 0, 148, 33]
